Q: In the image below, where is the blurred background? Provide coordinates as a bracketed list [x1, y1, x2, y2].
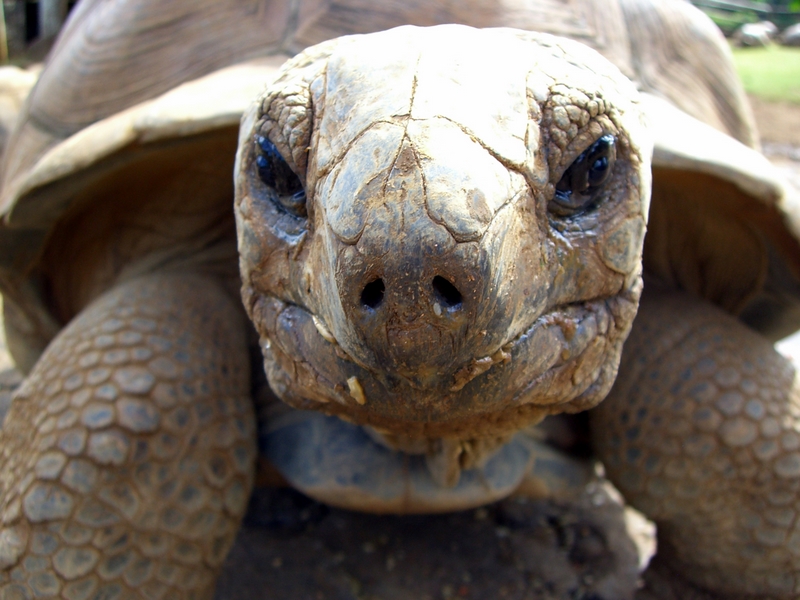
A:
[0, 0, 797, 63]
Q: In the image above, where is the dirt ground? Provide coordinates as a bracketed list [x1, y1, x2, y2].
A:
[749, 95, 800, 192]
[214, 482, 647, 600]
[0, 97, 798, 600]
[749, 95, 800, 149]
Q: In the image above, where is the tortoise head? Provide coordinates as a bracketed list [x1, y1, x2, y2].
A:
[235, 25, 651, 441]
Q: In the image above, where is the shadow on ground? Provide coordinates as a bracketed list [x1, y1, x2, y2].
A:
[215, 483, 643, 600]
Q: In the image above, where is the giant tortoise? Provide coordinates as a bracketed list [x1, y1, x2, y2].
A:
[0, 1, 799, 599]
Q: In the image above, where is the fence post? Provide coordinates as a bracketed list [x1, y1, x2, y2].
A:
[39, 0, 68, 40]
[0, 2, 7, 63]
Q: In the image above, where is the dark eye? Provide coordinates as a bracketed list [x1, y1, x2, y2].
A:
[255, 135, 307, 218]
[550, 134, 616, 217]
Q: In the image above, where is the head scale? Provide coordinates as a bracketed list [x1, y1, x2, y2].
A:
[234, 25, 652, 444]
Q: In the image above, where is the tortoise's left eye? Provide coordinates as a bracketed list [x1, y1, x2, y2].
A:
[550, 134, 616, 217]
[255, 135, 307, 218]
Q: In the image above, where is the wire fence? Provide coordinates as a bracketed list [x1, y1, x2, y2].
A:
[691, 0, 800, 32]
[0, 0, 797, 63]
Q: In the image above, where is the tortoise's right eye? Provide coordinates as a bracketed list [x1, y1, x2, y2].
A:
[255, 135, 307, 218]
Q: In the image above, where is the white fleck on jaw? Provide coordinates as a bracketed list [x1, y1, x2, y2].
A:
[312, 315, 337, 344]
[347, 376, 367, 405]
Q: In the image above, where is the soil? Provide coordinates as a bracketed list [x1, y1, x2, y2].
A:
[749, 95, 800, 148]
[215, 484, 646, 600]
[749, 96, 800, 199]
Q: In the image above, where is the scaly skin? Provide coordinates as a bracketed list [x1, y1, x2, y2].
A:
[0, 274, 255, 599]
[594, 287, 800, 599]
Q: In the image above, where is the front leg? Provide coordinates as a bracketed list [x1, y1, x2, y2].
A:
[592, 288, 800, 599]
[0, 273, 255, 599]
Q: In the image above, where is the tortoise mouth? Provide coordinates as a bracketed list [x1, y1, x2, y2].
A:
[250, 290, 633, 440]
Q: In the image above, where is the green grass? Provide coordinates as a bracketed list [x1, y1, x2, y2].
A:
[706, 9, 759, 35]
[731, 44, 800, 103]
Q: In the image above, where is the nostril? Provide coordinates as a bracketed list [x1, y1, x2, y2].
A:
[432, 276, 463, 310]
[360, 278, 385, 310]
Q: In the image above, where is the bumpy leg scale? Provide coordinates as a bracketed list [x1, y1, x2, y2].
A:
[593, 289, 800, 598]
[0, 274, 255, 599]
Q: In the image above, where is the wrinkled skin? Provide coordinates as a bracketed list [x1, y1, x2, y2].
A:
[235, 27, 650, 487]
